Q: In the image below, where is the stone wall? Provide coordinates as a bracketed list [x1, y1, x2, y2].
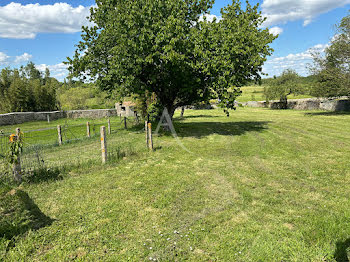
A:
[65, 109, 118, 119]
[241, 97, 350, 111]
[0, 109, 117, 126]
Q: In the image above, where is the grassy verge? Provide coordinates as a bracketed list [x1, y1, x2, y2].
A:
[1, 107, 350, 261]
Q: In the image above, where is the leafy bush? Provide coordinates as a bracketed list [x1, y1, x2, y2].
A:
[57, 85, 115, 110]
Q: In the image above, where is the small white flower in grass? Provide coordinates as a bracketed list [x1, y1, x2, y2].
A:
[190, 247, 193, 251]
[149, 257, 153, 261]
[143, 243, 146, 246]
[167, 238, 171, 241]
[149, 247, 153, 250]
[174, 242, 176, 245]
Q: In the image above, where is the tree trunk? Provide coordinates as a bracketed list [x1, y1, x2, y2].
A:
[180, 106, 185, 118]
[165, 104, 176, 120]
[280, 96, 288, 109]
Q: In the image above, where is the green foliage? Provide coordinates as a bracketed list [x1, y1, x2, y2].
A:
[0, 63, 58, 113]
[133, 92, 162, 120]
[147, 99, 164, 122]
[311, 12, 350, 97]
[57, 82, 115, 110]
[67, 0, 276, 117]
[6, 133, 23, 166]
[264, 69, 302, 108]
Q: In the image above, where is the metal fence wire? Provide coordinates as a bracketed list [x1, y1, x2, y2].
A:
[0, 133, 10, 158]
[0, 117, 139, 174]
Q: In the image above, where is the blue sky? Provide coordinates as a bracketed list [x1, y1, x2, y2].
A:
[0, 0, 349, 81]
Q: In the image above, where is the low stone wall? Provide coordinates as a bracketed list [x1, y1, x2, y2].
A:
[0, 109, 117, 126]
[241, 97, 350, 111]
[65, 109, 118, 119]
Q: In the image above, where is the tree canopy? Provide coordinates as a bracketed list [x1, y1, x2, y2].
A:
[67, 0, 276, 117]
[311, 11, 350, 97]
[264, 69, 302, 109]
[0, 63, 58, 113]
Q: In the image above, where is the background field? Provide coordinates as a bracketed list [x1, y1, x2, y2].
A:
[1, 107, 350, 261]
[237, 85, 314, 102]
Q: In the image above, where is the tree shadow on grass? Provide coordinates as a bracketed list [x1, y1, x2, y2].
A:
[334, 238, 350, 262]
[305, 111, 350, 117]
[0, 189, 54, 240]
[173, 114, 220, 120]
[170, 121, 270, 138]
[22, 167, 63, 184]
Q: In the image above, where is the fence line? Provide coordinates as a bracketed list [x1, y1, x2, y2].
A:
[0, 116, 141, 176]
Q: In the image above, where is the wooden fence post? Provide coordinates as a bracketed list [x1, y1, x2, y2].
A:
[100, 126, 107, 164]
[124, 117, 127, 129]
[108, 119, 111, 135]
[57, 125, 62, 146]
[145, 121, 149, 147]
[87, 122, 90, 138]
[148, 122, 153, 151]
[47, 114, 50, 123]
[13, 128, 22, 182]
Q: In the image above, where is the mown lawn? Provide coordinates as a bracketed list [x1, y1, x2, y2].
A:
[1, 107, 350, 261]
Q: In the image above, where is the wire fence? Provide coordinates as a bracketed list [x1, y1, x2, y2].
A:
[0, 116, 141, 177]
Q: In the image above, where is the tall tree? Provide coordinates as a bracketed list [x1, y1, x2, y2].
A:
[264, 69, 302, 109]
[67, 0, 276, 118]
[20, 62, 42, 81]
[311, 12, 350, 97]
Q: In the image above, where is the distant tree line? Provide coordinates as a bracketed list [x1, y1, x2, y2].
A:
[0, 62, 117, 114]
[263, 11, 350, 108]
[0, 62, 59, 113]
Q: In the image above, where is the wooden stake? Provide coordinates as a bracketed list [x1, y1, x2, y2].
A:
[108, 119, 111, 135]
[145, 121, 149, 147]
[87, 122, 90, 138]
[57, 125, 62, 146]
[13, 128, 22, 182]
[148, 122, 153, 151]
[100, 126, 107, 164]
[124, 117, 127, 129]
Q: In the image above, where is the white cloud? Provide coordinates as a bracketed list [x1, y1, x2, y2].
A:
[199, 14, 221, 23]
[262, 0, 350, 26]
[0, 51, 34, 65]
[36, 63, 68, 81]
[0, 52, 10, 64]
[14, 53, 32, 64]
[0, 3, 93, 39]
[263, 43, 329, 76]
[269, 26, 283, 36]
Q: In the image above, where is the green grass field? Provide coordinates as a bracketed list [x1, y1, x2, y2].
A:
[1, 107, 350, 261]
[237, 85, 314, 102]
